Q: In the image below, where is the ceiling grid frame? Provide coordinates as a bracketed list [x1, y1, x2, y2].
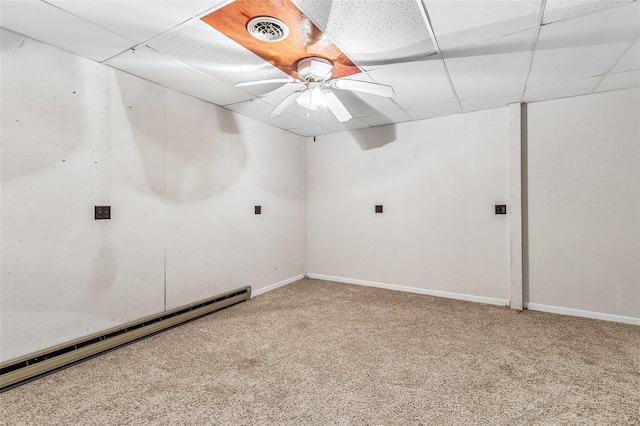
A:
[1, 0, 638, 135]
[416, 0, 464, 112]
[520, 0, 548, 103]
[591, 32, 640, 94]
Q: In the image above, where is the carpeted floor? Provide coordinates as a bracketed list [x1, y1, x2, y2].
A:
[1, 278, 639, 425]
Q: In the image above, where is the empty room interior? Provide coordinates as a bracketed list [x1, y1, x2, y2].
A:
[1, 0, 639, 423]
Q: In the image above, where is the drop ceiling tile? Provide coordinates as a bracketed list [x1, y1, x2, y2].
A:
[332, 90, 403, 118]
[444, 28, 537, 100]
[44, 0, 227, 43]
[406, 102, 461, 121]
[320, 118, 370, 134]
[147, 19, 290, 95]
[523, 76, 601, 103]
[0, 0, 136, 62]
[612, 39, 640, 73]
[367, 58, 457, 110]
[594, 69, 640, 93]
[295, 0, 435, 69]
[424, 0, 542, 52]
[460, 91, 522, 112]
[542, 0, 634, 24]
[224, 98, 313, 130]
[360, 111, 413, 127]
[289, 126, 329, 137]
[106, 46, 252, 106]
[528, 1, 640, 88]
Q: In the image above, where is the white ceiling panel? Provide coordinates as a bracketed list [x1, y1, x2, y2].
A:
[105, 46, 253, 106]
[295, 0, 436, 69]
[367, 58, 457, 110]
[332, 90, 403, 118]
[542, 0, 635, 24]
[406, 102, 461, 121]
[460, 91, 522, 112]
[523, 76, 601, 103]
[289, 126, 330, 137]
[44, 0, 227, 44]
[594, 69, 640, 93]
[0, 0, 136, 62]
[360, 111, 412, 127]
[444, 28, 536, 100]
[527, 1, 640, 88]
[612, 39, 640, 73]
[424, 0, 542, 52]
[146, 19, 289, 96]
[224, 98, 313, 130]
[320, 118, 370, 134]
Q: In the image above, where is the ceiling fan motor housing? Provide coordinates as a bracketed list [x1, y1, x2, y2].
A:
[297, 57, 334, 81]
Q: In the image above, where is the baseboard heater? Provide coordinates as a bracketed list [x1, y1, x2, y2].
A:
[0, 285, 251, 391]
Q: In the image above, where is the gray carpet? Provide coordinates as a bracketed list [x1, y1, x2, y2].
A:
[1, 278, 639, 425]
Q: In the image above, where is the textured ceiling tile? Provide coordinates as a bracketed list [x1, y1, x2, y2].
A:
[612, 39, 640, 73]
[295, 0, 435, 69]
[332, 90, 403, 118]
[224, 98, 313, 129]
[424, 0, 542, 52]
[405, 102, 461, 121]
[45, 0, 227, 43]
[367, 58, 457, 109]
[594, 69, 640, 93]
[288, 126, 330, 136]
[106, 46, 253, 106]
[147, 19, 289, 94]
[528, 1, 640, 88]
[320, 118, 370, 134]
[445, 28, 536, 100]
[0, 0, 135, 62]
[360, 111, 413, 127]
[460, 91, 522, 112]
[523, 76, 601, 102]
[542, 0, 635, 24]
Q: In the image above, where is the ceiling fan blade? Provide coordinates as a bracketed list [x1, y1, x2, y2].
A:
[324, 91, 352, 122]
[331, 79, 394, 97]
[235, 78, 295, 87]
[260, 82, 305, 99]
[269, 91, 301, 117]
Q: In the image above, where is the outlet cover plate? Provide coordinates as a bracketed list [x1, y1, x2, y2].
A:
[95, 205, 111, 220]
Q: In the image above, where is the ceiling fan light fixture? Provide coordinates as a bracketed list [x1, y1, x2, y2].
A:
[247, 17, 289, 42]
[296, 84, 327, 110]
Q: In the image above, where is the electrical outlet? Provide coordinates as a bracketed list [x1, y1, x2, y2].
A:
[375, 205, 383, 213]
[95, 206, 111, 220]
[495, 205, 507, 215]
[255, 206, 262, 215]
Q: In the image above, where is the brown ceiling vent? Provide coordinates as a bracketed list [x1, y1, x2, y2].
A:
[247, 16, 289, 42]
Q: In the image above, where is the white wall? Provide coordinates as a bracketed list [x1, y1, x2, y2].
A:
[0, 29, 304, 361]
[306, 109, 511, 304]
[526, 89, 639, 322]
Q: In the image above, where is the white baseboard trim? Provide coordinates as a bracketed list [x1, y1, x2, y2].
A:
[251, 274, 305, 298]
[307, 273, 509, 307]
[524, 302, 640, 326]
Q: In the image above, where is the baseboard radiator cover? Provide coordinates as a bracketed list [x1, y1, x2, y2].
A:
[0, 285, 252, 391]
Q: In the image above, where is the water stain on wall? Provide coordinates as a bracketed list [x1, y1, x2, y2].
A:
[117, 74, 247, 202]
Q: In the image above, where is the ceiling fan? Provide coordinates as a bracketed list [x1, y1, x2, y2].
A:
[235, 56, 395, 122]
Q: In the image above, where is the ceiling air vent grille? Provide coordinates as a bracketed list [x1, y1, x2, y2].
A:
[247, 17, 289, 42]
